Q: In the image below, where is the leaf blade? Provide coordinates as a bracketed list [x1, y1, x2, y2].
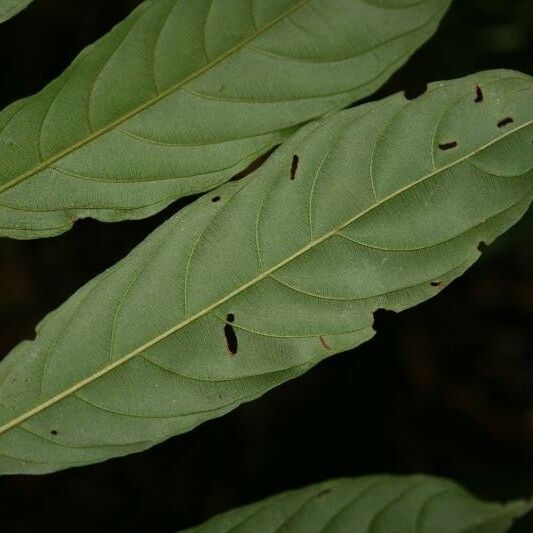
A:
[0, 0, 32, 23]
[182, 475, 531, 532]
[0, 70, 531, 474]
[0, 0, 451, 239]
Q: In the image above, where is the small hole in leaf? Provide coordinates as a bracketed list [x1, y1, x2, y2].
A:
[497, 117, 514, 128]
[430, 281, 442, 287]
[224, 314, 237, 355]
[438, 141, 458, 151]
[475, 85, 483, 103]
[290, 155, 299, 180]
[319, 336, 332, 350]
[372, 308, 397, 332]
[404, 82, 427, 100]
[50, 430, 58, 436]
[224, 325, 237, 355]
[211, 196, 221, 203]
[477, 241, 487, 253]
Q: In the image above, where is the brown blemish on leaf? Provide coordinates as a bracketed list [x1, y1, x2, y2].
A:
[497, 117, 514, 128]
[290, 155, 299, 180]
[438, 141, 458, 151]
[224, 313, 238, 355]
[319, 336, 332, 350]
[475, 85, 483, 103]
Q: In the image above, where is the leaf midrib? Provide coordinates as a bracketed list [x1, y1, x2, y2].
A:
[0, 0, 309, 194]
[0, 118, 530, 437]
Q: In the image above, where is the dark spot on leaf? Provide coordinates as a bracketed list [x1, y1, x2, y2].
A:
[319, 336, 332, 350]
[211, 196, 221, 203]
[224, 314, 237, 355]
[50, 430, 58, 436]
[318, 488, 331, 498]
[372, 308, 397, 332]
[438, 141, 458, 151]
[430, 281, 442, 287]
[497, 117, 514, 128]
[404, 82, 427, 100]
[478, 241, 487, 253]
[475, 85, 483, 103]
[290, 155, 299, 180]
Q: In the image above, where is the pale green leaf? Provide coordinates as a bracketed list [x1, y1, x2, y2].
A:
[183, 475, 531, 532]
[0, 0, 451, 239]
[0, 70, 531, 475]
[0, 0, 32, 23]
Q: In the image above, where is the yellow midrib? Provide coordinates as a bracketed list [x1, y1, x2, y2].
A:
[0, 0, 309, 194]
[0, 117, 530, 437]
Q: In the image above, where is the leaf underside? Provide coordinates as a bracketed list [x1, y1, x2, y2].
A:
[0, 70, 531, 475]
[0, 0, 451, 239]
[183, 475, 531, 532]
[0, 0, 32, 23]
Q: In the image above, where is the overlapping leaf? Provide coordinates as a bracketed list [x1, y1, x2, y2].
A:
[0, 0, 32, 23]
[0, 70, 531, 475]
[0, 0, 451, 239]
[183, 475, 531, 532]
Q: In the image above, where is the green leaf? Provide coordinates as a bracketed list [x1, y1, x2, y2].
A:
[0, 0, 451, 239]
[182, 475, 531, 532]
[0, 70, 531, 475]
[0, 0, 33, 23]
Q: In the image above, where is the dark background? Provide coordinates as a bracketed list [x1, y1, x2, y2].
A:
[0, 0, 532, 531]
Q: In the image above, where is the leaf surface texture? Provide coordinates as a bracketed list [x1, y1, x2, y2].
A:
[183, 475, 531, 532]
[0, 0, 451, 238]
[0, 70, 531, 474]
